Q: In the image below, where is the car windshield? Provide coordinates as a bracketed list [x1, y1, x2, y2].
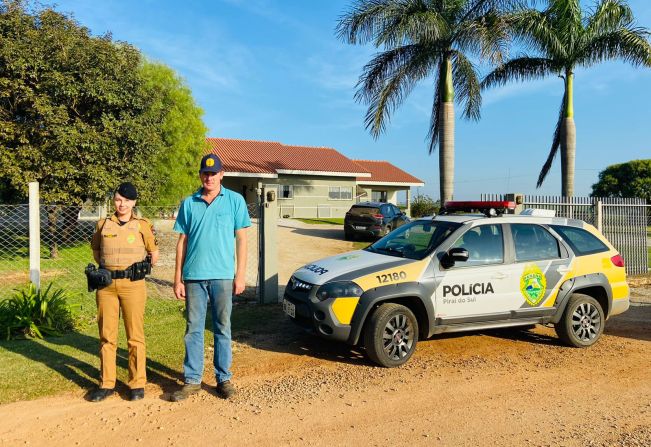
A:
[348, 206, 380, 216]
[366, 220, 461, 259]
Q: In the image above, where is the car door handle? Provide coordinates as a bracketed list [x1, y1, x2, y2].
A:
[492, 273, 507, 279]
[556, 267, 570, 274]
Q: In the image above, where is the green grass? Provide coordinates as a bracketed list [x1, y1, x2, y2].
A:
[295, 218, 344, 225]
[0, 294, 281, 404]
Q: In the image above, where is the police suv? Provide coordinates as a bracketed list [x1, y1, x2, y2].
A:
[283, 201, 630, 367]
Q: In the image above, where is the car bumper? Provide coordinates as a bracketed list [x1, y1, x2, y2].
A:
[345, 223, 383, 237]
[610, 297, 630, 317]
[283, 289, 352, 343]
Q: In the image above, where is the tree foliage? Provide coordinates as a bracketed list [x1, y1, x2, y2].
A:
[482, 0, 651, 195]
[139, 61, 207, 205]
[591, 159, 651, 201]
[410, 193, 439, 217]
[0, 1, 204, 205]
[337, 0, 514, 202]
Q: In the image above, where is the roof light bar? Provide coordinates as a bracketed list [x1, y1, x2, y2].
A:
[441, 200, 516, 217]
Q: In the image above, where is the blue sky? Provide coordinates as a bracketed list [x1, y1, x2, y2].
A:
[44, 0, 651, 200]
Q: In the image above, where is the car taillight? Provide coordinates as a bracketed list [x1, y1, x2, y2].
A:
[611, 254, 625, 267]
[372, 213, 383, 219]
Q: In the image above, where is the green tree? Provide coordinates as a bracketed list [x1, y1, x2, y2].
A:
[0, 1, 166, 255]
[139, 61, 208, 206]
[337, 0, 511, 203]
[482, 0, 651, 197]
[410, 193, 439, 217]
[591, 159, 651, 201]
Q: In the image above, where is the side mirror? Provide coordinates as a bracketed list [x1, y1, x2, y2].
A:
[441, 247, 469, 269]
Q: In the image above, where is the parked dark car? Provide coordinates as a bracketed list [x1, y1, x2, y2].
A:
[344, 202, 410, 240]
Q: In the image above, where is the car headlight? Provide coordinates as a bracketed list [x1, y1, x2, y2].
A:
[315, 281, 363, 301]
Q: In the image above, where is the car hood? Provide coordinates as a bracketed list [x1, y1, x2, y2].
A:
[292, 249, 402, 286]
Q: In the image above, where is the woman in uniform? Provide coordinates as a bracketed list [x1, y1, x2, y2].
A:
[88, 182, 159, 402]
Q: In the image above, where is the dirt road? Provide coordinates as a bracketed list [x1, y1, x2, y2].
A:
[1, 223, 650, 446]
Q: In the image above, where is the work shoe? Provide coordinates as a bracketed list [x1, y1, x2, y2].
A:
[89, 388, 114, 402]
[129, 388, 145, 401]
[169, 383, 201, 402]
[216, 381, 235, 399]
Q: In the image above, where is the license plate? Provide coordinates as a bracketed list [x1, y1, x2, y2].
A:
[354, 226, 366, 230]
[283, 299, 296, 318]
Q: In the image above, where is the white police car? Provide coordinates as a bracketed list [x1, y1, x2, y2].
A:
[283, 201, 630, 367]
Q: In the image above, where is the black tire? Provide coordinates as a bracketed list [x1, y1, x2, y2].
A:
[363, 303, 418, 367]
[383, 225, 392, 236]
[344, 230, 352, 241]
[555, 293, 605, 347]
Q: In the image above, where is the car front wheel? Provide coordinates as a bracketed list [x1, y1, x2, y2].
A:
[555, 293, 605, 347]
[364, 303, 418, 367]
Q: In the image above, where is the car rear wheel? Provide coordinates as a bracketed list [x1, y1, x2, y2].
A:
[555, 293, 605, 347]
[364, 303, 418, 367]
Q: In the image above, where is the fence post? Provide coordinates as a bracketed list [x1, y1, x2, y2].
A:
[259, 190, 279, 304]
[595, 199, 603, 232]
[28, 182, 41, 290]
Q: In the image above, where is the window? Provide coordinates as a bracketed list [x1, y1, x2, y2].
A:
[329, 186, 352, 200]
[550, 225, 609, 256]
[512, 224, 561, 262]
[380, 205, 394, 217]
[279, 185, 293, 199]
[368, 220, 461, 259]
[372, 190, 387, 202]
[451, 224, 504, 266]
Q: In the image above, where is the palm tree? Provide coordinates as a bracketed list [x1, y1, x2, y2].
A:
[482, 0, 651, 196]
[336, 0, 512, 203]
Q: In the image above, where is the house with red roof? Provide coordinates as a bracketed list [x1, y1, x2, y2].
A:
[206, 138, 424, 218]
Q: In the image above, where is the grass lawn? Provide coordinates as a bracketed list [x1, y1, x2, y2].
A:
[295, 218, 344, 225]
[0, 290, 280, 404]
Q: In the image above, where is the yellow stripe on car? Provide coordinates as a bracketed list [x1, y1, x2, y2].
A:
[354, 258, 430, 292]
[331, 297, 361, 325]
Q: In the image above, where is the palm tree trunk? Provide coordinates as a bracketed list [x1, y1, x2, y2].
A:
[561, 71, 576, 197]
[439, 57, 455, 203]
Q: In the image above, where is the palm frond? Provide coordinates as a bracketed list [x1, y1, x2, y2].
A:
[355, 44, 437, 137]
[336, 0, 397, 45]
[585, 0, 633, 36]
[579, 27, 651, 67]
[426, 61, 445, 154]
[376, 7, 450, 47]
[507, 9, 566, 59]
[481, 56, 557, 89]
[452, 51, 481, 121]
[455, 8, 511, 64]
[537, 88, 566, 188]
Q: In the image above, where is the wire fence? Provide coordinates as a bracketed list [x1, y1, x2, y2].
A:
[0, 203, 260, 300]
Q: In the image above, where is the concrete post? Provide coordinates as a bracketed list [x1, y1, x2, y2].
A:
[260, 190, 279, 304]
[505, 193, 525, 214]
[596, 200, 603, 232]
[406, 189, 411, 217]
[28, 182, 41, 289]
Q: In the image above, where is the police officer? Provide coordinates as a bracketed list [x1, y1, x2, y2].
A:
[88, 182, 159, 402]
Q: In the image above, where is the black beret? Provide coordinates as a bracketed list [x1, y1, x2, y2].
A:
[115, 182, 138, 200]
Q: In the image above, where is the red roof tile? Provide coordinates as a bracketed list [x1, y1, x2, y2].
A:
[353, 160, 424, 185]
[206, 138, 370, 176]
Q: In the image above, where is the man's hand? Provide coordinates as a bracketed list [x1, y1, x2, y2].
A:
[174, 281, 186, 301]
[233, 274, 245, 296]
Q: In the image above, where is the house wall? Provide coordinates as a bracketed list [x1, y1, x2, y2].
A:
[222, 178, 260, 204]
[263, 175, 357, 219]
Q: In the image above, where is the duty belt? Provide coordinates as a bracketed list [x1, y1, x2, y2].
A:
[110, 269, 132, 279]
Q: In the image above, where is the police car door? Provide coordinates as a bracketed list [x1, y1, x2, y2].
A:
[434, 224, 521, 321]
[508, 223, 570, 315]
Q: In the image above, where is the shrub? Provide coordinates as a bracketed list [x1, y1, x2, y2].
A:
[410, 194, 439, 218]
[0, 283, 77, 340]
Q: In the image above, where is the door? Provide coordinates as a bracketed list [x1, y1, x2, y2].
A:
[434, 224, 522, 322]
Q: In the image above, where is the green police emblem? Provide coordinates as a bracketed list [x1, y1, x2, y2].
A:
[520, 264, 546, 305]
[337, 254, 361, 261]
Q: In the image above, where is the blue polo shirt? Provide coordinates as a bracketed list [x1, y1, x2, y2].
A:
[173, 187, 251, 280]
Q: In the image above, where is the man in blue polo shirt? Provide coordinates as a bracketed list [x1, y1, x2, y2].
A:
[170, 153, 251, 402]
